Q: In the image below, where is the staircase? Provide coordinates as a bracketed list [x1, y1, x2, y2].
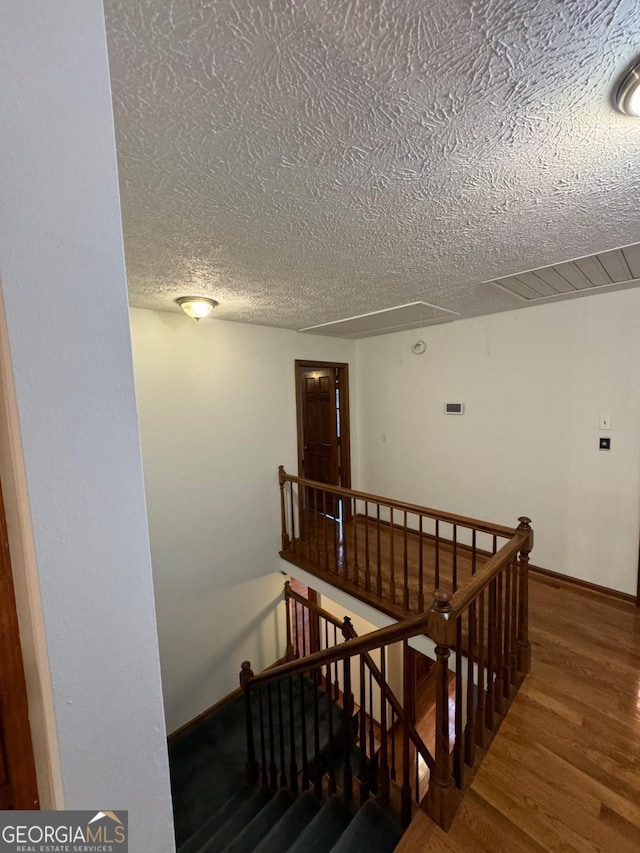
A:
[173, 676, 401, 853]
[178, 785, 400, 853]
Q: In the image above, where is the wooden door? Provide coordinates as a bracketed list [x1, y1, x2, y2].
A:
[0, 478, 39, 809]
[295, 361, 351, 518]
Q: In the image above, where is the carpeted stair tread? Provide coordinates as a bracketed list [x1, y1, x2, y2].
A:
[252, 791, 321, 853]
[328, 799, 401, 853]
[197, 786, 274, 853]
[170, 692, 249, 844]
[222, 788, 296, 853]
[286, 795, 353, 853]
[178, 785, 254, 853]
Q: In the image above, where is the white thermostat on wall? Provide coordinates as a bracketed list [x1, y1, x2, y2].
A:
[444, 402, 465, 415]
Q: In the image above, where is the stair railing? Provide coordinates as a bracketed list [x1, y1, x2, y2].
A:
[278, 465, 519, 616]
[284, 583, 434, 824]
[241, 517, 532, 833]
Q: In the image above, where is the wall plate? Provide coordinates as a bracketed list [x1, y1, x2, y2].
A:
[411, 339, 426, 355]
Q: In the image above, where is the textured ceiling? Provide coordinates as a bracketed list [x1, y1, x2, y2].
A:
[105, 0, 640, 330]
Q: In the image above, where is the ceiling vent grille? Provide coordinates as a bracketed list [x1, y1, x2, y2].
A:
[299, 301, 459, 339]
[486, 243, 640, 302]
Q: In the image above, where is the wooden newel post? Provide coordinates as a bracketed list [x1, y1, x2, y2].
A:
[284, 581, 295, 661]
[516, 517, 533, 676]
[240, 661, 259, 784]
[278, 466, 290, 551]
[425, 589, 458, 831]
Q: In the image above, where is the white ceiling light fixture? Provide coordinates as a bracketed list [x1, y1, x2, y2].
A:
[176, 296, 218, 320]
[617, 60, 640, 116]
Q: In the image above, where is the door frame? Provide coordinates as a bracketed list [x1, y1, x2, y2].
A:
[0, 476, 40, 808]
[294, 360, 352, 491]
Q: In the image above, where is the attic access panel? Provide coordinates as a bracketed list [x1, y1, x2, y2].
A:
[299, 301, 459, 339]
[487, 242, 640, 303]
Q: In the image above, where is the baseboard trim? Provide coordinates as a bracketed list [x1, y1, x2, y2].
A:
[529, 564, 637, 605]
[167, 656, 288, 745]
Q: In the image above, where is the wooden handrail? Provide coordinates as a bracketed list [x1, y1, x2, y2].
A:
[247, 614, 432, 687]
[286, 585, 344, 629]
[256, 533, 528, 688]
[279, 466, 517, 539]
[449, 533, 526, 616]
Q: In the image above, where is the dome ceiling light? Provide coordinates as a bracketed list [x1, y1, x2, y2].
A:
[176, 296, 218, 320]
[617, 59, 640, 116]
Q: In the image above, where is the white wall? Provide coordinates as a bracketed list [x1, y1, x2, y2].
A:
[130, 309, 357, 732]
[0, 2, 175, 850]
[356, 290, 640, 596]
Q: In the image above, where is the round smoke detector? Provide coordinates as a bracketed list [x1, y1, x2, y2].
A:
[411, 339, 426, 356]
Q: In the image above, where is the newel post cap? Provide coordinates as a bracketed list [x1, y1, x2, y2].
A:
[432, 589, 453, 612]
[240, 660, 254, 690]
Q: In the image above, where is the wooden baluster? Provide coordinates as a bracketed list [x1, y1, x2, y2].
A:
[485, 579, 496, 732]
[342, 493, 349, 584]
[403, 511, 409, 610]
[475, 590, 486, 749]
[503, 561, 512, 702]
[284, 581, 294, 661]
[415, 743, 420, 804]
[289, 481, 296, 555]
[401, 641, 413, 828]
[418, 515, 425, 612]
[390, 708, 397, 782]
[425, 590, 458, 831]
[376, 505, 382, 597]
[258, 685, 267, 786]
[333, 626, 339, 703]
[435, 520, 440, 589]
[453, 615, 464, 788]
[332, 490, 339, 577]
[389, 508, 396, 604]
[517, 517, 533, 675]
[465, 602, 476, 767]
[452, 524, 458, 592]
[509, 557, 518, 686]
[342, 656, 353, 801]
[364, 501, 371, 592]
[278, 467, 290, 551]
[379, 647, 390, 805]
[325, 622, 336, 794]
[302, 605, 307, 657]
[353, 499, 359, 587]
[359, 655, 368, 802]
[494, 571, 504, 716]
[277, 680, 286, 788]
[323, 491, 329, 571]
[312, 485, 318, 563]
[368, 667, 375, 759]
[492, 534, 497, 555]
[240, 661, 259, 784]
[293, 600, 300, 658]
[288, 676, 298, 793]
[267, 682, 277, 789]
[472, 530, 477, 575]
[299, 674, 309, 790]
[313, 664, 322, 797]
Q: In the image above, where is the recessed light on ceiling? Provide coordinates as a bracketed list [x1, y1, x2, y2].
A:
[617, 59, 640, 116]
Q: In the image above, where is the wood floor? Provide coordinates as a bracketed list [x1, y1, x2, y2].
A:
[397, 574, 640, 852]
